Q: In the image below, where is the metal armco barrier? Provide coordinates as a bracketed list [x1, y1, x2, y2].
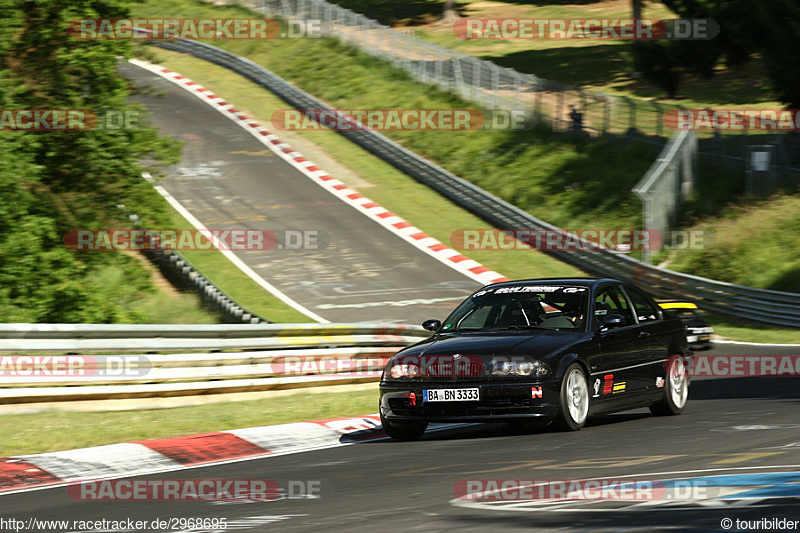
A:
[146, 40, 800, 327]
[121, 200, 267, 325]
[0, 323, 429, 403]
[146, 247, 266, 324]
[0, 323, 427, 352]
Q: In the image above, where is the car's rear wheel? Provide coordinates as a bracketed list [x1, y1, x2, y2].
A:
[552, 363, 589, 431]
[650, 355, 689, 415]
[380, 413, 428, 441]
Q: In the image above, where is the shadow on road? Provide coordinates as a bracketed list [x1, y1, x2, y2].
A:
[689, 376, 800, 401]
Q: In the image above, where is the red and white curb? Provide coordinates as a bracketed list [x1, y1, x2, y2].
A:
[0, 415, 386, 494]
[129, 59, 508, 287]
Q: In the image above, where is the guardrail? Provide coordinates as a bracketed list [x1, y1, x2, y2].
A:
[121, 197, 268, 324]
[146, 39, 800, 327]
[0, 323, 429, 403]
[147, 247, 268, 324]
[0, 323, 426, 352]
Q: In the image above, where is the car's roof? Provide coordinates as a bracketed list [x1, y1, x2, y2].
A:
[482, 277, 617, 289]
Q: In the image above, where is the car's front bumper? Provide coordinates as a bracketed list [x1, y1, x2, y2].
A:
[687, 334, 713, 350]
[379, 380, 561, 423]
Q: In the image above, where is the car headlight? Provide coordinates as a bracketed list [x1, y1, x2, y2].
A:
[491, 359, 549, 377]
[389, 363, 420, 379]
[517, 361, 535, 375]
[497, 361, 513, 375]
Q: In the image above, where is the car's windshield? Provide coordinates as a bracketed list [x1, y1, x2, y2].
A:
[440, 285, 589, 332]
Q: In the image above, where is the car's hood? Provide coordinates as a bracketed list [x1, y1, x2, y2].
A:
[398, 330, 587, 360]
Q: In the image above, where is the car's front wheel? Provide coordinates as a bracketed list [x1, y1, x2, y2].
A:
[650, 355, 689, 415]
[380, 413, 428, 441]
[552, 363, 589, 431]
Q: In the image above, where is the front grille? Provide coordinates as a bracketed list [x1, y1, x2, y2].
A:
[422, 362, 484, 378]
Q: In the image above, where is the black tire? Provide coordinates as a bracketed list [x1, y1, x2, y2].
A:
[552, 363, 589, 431]
[650, 355, 689, 416]
[380, 413, 428, 441]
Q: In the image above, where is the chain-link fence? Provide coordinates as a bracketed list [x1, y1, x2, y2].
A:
[705, 132, 800, 186]
[633, 129, 698, 263]
[149, 38, 800, 325]
[237, 0, 687, 136]
[235, 0, 798, 180]
[230, 0, 800, 180]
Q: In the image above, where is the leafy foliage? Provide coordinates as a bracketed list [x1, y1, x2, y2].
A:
[0, 0, 180, 322]
[633, 0, 800, 107]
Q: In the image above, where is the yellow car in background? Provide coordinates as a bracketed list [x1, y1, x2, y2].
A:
[658, 301, 714, 350]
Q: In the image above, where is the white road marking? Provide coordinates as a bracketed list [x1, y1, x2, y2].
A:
[147, 175, 328, 323]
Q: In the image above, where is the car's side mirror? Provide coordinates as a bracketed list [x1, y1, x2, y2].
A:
[422, 319, 442, 332]
[601, 314, 627, 329]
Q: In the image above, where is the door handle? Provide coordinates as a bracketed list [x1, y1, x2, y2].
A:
[639, 331, 651, 338]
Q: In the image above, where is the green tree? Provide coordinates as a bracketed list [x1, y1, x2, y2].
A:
[0, 0, 178, 322]
[632, 0, 799, 107]
[751, 0, 800, 109]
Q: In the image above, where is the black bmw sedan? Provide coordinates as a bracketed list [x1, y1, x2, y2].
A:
[379, 278, 690, 440]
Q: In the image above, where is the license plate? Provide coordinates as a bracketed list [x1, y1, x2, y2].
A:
[423, 388, 479, 402]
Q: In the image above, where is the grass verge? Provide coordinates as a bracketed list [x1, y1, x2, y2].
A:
[139, 48, 584, 282]
[132, 0, 659, 234]
[75, 249, 221, 324]
[708, 313, 800, 345]
[327, 0, 782, 109]
[158, 198, 314, 324]
[664, 195, 800, 294]
[134, 51, 793, 341]
[0, 388, 377, 456]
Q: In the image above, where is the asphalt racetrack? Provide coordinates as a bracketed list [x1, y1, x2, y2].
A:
[4, 63, 795, 533]
[121, 62, 483, 324]
[3, 362, 799, 532]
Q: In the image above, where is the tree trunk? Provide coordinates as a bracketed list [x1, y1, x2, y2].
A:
[631, 0, 643, 77]
[442, 0, 459, 23]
